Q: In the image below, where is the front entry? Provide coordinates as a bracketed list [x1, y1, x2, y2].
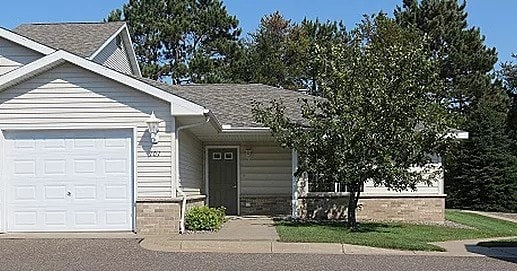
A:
[208, 148, 238, 215]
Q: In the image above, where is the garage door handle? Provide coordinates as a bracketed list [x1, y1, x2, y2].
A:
[67, 191, 72, 197]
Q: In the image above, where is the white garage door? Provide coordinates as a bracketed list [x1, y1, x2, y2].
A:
[4, 130, 133, 232]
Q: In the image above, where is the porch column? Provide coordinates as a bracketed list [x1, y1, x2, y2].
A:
[291, 149, 298, 218]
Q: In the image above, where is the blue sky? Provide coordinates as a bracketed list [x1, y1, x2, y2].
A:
[2, 0, 515, 65]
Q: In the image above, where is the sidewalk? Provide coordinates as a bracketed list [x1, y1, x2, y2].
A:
[139, 215, 517, 257]
[140, 237, 517, 257]
[460, 210, 517, 224]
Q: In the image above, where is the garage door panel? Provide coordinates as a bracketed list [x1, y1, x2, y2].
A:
[14, 186, 37, 201]
[5, 130, 133, 232]
[13, 160, 37, 176]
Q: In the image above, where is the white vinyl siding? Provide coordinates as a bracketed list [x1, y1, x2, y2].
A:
[92, 34, 133, 75]
[0, 63, 174, 199]
[179, 130, 203, 195]
[239, 142, 292, 196]
[0, 37, 43, 75]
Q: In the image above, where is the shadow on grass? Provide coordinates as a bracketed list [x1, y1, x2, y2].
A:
[275, 220, 402, 233]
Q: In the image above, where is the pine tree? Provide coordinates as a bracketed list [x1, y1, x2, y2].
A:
[396, 0, 517, 211]
[237, 12, 348, 92]
[107, 0, 241, 83]
[446, 86, 517, 211]
[501, 56, 517, 155]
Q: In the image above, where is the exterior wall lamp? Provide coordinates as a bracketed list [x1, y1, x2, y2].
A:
[146, 111, 161, 144]
[245, 148, 253, 160]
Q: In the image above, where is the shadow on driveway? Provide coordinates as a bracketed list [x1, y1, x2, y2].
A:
[465, 244, 517, 264]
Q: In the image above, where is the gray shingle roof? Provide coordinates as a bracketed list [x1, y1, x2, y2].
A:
[138, 78, 312, 128]
[13, 22, 125, 57]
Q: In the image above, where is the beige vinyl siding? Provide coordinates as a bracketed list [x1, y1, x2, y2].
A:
[0, 37, 43, 75]
[363, 181, 440, 195]
[92, 34, 133, 75]
[179, 130, 203, 195]
[363, 163, 443, 196]
[203, 141, 293, 196]
[0, 63, 174, 199]
[239, 142, 292, 196]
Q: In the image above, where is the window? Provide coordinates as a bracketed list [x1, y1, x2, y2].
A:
[116, 35, 123, 49]
[308, 173, 364, 193]
[224, 152, 233, 160]
[212, 152, 222, 160]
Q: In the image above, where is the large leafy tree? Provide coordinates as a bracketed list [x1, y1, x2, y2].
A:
[107, 0, 241, 83]
[253, 15, 454, 227]
[396, 0, 517, 211]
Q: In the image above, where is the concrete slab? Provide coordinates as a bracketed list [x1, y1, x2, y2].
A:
[342, 244, 415, 255]
[176, 217, 279, 241]
[272, 242, 343, 254]
[461, 210, 517, 223]
[0, 232, 139, 239]
[432, 237, 517, 258]
[180, 240, 272, 253]
[140, 238, 181, 252]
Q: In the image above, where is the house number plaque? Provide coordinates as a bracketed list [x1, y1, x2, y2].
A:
[148, 151, 161, 157]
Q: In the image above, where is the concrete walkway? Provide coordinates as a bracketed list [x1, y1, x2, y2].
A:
[460, 210, 517, 223]
[172, 216, 279, 241]
[140, 237, 517, 257]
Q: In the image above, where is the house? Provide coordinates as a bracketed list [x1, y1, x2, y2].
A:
[0, 22, 463, 234]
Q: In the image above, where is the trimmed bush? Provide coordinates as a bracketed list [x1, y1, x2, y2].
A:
[185, 205, 226, 231]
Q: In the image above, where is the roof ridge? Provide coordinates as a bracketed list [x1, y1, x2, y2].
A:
[17, 21, 125, 26]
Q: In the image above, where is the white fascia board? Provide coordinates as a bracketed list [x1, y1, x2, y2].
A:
[122, 26, 142, 77]
[0, 53, 65, 89]
[0, 50, 206, 116]
[88, 23, 126, 60]
[88, 23, 142, 77]
[221, 127, 271, 133]
[0, 27, 55, 55]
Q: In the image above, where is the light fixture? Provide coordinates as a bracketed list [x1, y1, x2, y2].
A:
[146, 111, 161, 144]
[245, 148, 253, 160]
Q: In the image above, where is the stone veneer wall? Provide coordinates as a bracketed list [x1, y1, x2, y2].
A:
[295, 172, 445, 223]
[240, 196, 291, 215]
[296, 194, 445, 223]
[357, 196, 445, 222]
[136, 196, 205, 235]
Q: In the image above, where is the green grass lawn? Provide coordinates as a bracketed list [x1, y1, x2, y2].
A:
[275, 210, 517, 251]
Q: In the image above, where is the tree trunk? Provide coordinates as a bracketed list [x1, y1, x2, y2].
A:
[347, 184, 361, 228]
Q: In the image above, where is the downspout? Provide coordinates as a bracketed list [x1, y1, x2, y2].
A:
[175, 109, 210, 234]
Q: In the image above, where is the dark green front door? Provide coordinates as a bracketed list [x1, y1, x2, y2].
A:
[208, 148, 238, 215]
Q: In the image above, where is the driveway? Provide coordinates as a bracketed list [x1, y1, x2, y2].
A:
[1, 239, 517, 271]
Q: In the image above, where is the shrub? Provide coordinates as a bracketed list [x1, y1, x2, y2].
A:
[185, 205, 226, 231]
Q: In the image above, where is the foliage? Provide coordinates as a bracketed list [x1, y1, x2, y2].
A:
[501, 56, 517, 155]
[253, 14, 455, 227]
[275, 210, 517, 251]
[395, 0, 517, 212]
[445, 86, 517, 211]
[185, 205, 226, 231]
[235, 12, 348, 93]
[107, 0, 241, 83]
[395, 0, 498, 117]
